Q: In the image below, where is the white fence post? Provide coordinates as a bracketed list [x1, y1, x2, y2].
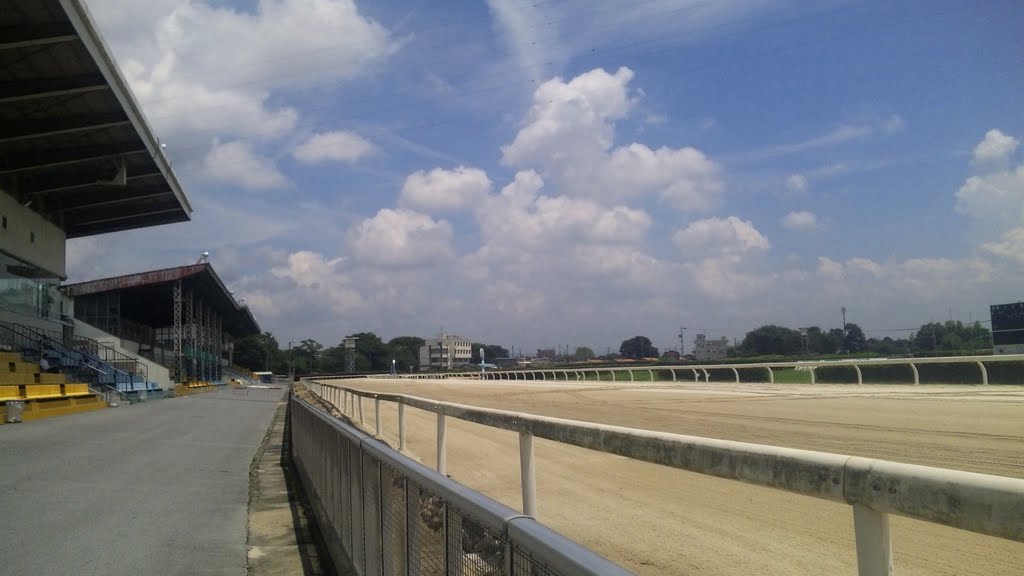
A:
[853, 504, 894, 576]
[436, 413, 447, 475]
[375, 398, 381, 436]
[766, 366, 774, 384]
[731, 367, 739, 383]
[520, 432, 538, 517]
[854, 365, 863, 385]
[909, 363, 919, 385]
[978, 361, 988, 385]
[398, 402, 406, 451]
[358, 396, 364, 424]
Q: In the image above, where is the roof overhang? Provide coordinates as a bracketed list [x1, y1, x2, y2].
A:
[63, 263, 260, 337]
[0, 0, 192, 238]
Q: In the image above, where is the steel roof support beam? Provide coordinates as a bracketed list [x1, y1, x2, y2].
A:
[72, 207, 184, 228]
[0, 22, 78, 50]
[0, 145, 147, 175]
[0, 74, 109, 104]
[0, 112, 129, 144]
[27, 171, 162, 196]
[52, 190, 173, 212]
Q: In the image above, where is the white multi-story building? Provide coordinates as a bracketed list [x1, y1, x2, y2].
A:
[693, 333, 728, 361]
[418, 333, 473, 370]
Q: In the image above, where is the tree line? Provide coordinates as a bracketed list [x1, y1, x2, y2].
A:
[231, 332, 510, 375]
[733, 320, 992, 357]
[233, 319, 994, 376]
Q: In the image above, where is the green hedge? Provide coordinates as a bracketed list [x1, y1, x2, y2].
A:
[815, 361, 1023, 384]
[985, 361, 1024, 384]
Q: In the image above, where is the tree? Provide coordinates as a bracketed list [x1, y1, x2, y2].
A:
[471, 344, 510, 363]
[318, 344, 348, 373]
[350, 332, 389, 371]
[844, 323, 867, 353]
[912, 321, 991, 355]
[574, 346, 595, 361]
[739, 325, 801, 356]
[233, 332, 284, 372]
[294, 338, 324, 374]
[620, 336, 658, 360]
[388, 336, 425, 372]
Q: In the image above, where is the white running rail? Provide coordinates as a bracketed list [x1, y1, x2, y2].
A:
[303, 380, 1024, 576]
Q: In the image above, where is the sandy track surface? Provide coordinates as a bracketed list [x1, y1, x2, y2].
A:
[324, 378, 1024, 575]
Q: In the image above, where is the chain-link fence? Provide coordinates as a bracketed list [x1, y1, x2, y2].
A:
[290, 393, 634, 576]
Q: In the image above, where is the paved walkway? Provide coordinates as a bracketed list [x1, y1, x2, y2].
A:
[0, 387, 284, 576]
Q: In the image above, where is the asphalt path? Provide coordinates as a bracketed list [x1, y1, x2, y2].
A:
[0, 387, 285, 576]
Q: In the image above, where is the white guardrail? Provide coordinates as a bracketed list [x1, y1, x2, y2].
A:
[302, 380, 1024, 576]
[314, 353, 1024, 385]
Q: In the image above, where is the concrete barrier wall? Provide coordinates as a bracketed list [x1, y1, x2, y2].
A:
[289, 392, 634, 576]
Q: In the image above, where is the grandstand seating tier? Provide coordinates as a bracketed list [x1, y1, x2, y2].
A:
[36, 373, 67, 385]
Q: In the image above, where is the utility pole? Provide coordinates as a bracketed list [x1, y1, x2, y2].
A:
[678, 326, 687, 356]
[287, 341, 293, 380]
[841, 306, 847, 354]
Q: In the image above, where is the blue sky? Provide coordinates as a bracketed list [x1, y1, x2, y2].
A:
[71, 0, 1024, 353]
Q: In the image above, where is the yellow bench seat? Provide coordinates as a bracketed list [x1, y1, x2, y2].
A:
[25, 384, 62, 398]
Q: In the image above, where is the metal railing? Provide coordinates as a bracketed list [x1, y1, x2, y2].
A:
[290, 392, 634, 576]
[374, 353, 1024, 385]
[304, 381, 1024, 576]
[0, 322, 109, 386]
[15, 323, 151, 389]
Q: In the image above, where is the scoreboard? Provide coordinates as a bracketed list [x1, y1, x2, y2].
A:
[990, 302, 1024, 349]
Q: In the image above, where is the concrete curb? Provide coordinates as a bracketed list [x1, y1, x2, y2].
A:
[246, 400, 343, 576]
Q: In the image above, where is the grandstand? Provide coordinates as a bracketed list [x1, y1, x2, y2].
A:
[63, 263, 261, 392]
[0, 0, 202, 421]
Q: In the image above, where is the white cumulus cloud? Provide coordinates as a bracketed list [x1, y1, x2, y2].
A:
[86, 0, 399, 178]
[782, 210, 819, 232]
[293, 131, 375, 164]
[786, 173, 808, 194]
[348, 209, 454, 267]
[673, 217, 770, 258]
[400, 166, 493, 213]
[204, 140, 289, 190]
[500, 67, 723, 211]
[972, 129, 1019, 167]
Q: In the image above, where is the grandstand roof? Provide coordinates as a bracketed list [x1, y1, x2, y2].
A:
[0, 0, 191, 238]
[62, 263, 260, 337]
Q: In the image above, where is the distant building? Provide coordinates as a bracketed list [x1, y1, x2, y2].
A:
[693, 334, 728, 362]
[419, 333, 472, 370]
[535, 348, 556, 360]
[991, 301, 1024, 355]
[661, 349, 681, 360]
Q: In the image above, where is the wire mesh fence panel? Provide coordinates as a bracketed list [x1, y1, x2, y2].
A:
[407, 481, 446, 576]
[340, 438, 353, 553]
[381, 464, 408, 576]
[337, 435, 350, 550]
[447, 506, 506, 576]
[350, 441, 366, 573]
[364, 454, 384, 576]
[328, 427, 341, 529]
[510, 543, 558, 576]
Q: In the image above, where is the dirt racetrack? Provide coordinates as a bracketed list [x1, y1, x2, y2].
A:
[322, 378, 1024, 575]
